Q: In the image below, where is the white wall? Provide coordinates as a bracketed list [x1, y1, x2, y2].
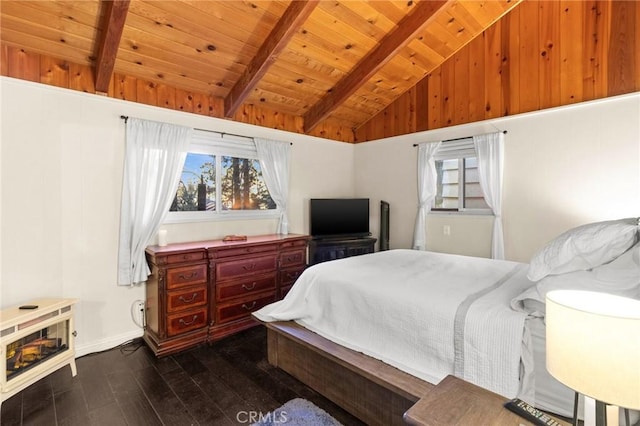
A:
[355, 92, 640, 262]
[0, 77, 354, 355]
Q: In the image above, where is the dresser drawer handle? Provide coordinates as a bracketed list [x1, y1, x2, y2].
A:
[182, 254, 193, 260]
[178, 315, 198, 326]
[242, 301, 257, 310]
[242, 282, 257, 291]
[178, 293, 198, 304]
[287, 255, 300, 262]
[287, 272, 300, 279]
[242, 263, 256, 271]
[178, 271, 198, 280]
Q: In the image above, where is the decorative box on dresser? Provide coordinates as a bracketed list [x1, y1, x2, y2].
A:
[144, 234, 309, 357]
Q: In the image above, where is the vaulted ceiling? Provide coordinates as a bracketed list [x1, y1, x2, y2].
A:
[1, 0, 522, 135]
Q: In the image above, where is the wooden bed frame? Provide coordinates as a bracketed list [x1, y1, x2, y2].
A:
[264, 321, 434, 426]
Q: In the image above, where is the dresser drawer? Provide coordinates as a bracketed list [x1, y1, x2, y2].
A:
[280, 266, 306, 287]
[166, 251, 205, 265]
[279, 248, 306, 268]
[166, 264, 207, 289]
[216, 273, 276, 302]
[214, 243, 277, 259]
[167, 308, 207, 337]
[216, 292, 276, 324]
[216, 255, 277, 281]
[167, 286, 207, 313]
[279, 238, 308, 250]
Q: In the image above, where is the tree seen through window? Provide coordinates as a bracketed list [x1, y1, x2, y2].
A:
[170, 153, 275, 212]
[221, 156, 275, 210]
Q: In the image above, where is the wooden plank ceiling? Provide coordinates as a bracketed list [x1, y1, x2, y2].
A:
[0, 0, 522, 135]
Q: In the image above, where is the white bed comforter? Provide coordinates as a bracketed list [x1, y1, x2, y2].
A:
[254, 249, 535, 398]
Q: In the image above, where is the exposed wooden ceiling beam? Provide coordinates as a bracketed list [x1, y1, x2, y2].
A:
[94, 0, 130, 94]
[224, 0, 320, 118]
[303, 0, 448, 133]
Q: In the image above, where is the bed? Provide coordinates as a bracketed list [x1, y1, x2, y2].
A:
[253, 218, 640, 425]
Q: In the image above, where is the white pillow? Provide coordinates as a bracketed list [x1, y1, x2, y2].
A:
[527, 218, 638, 282]
[512, 240, 640, 315]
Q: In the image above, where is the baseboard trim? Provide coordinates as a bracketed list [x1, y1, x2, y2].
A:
[75, 329, 144, 358]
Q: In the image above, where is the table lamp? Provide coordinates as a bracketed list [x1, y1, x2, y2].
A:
[546, 290, 640, 426]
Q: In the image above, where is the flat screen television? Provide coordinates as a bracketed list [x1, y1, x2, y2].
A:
[310, 198, 370, 239]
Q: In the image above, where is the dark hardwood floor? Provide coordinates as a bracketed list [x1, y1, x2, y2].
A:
[0, 326, 365, 426]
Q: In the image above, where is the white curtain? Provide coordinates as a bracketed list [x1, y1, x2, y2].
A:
[255, 138, 291, 234]
[473, 132, 505, 259]
[412, 141, 442, 250]
[118, 118, 193, 285]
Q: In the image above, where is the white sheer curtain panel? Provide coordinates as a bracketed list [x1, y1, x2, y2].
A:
[412, 141, 442, 250]
[255, 138, 291, 234]
[118, 118, 193, 286]
[473, 132, 505, 259]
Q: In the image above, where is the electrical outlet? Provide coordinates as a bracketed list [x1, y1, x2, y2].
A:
[133, 301, 145, 327]
[443, 225, 451, 236]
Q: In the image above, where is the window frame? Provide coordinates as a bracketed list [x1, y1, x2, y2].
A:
[164, 130, 280, 224]
[431, 138, 492, 216]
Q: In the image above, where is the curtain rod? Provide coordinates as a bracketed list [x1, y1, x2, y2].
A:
[119, 115, 292, 145]
[412, 130, 507, 147]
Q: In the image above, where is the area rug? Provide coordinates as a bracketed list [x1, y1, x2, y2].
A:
[251, 398, 344, 426]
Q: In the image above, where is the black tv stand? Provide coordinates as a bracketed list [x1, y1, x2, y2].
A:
[309, 236, 377, 265]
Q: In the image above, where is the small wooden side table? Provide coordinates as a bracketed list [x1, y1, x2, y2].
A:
[404, 375, 570, 426]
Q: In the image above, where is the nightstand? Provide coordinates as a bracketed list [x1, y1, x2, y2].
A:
[404, 375, 570, 426]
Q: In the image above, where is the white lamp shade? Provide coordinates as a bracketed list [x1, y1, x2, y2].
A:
[546, 290, 640, 410]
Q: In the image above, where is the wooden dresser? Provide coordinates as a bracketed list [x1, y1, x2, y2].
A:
[144, 234, 309, 357]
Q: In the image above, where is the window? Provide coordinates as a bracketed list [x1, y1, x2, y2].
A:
[433, 139, 490, 212]
[171, 152, 215, 212]
[166, 130, 276, 222]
